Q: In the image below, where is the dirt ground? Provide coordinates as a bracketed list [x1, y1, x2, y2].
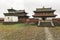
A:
[49, 27, 60, 40]
[0, 27, 45, 40]
[0, 24, 60, 40]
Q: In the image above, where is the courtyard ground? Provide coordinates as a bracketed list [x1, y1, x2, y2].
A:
[49, 27, 60, 40]
[0, 23, 60, 40]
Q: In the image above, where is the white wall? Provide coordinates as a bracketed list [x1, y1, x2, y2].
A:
[4, 16, 18, 22]
[46, 17, 55, 20]
[34, 17, 55, 20]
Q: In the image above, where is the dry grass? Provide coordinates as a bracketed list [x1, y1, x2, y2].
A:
[49, 27, 60, 40]
[1, 23, 60, 40]
[0, 23, 45, 40]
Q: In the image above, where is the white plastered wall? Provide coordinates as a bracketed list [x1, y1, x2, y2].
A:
[4, 16, 18, 22]
[46, 17, 55, 20]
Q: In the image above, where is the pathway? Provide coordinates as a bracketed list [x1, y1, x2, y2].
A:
[44, 27, 54, 40]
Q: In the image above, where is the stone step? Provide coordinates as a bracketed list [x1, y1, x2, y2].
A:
[40, 22, 52, 27]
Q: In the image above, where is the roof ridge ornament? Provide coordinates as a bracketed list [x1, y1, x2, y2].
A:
[42, 6, 45, 9]
[11, 7, 13, 9]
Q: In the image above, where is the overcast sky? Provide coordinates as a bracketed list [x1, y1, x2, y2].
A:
[0, 0, 60, 18]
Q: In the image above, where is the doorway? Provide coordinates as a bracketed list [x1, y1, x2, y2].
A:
[42, 17, 46, 20]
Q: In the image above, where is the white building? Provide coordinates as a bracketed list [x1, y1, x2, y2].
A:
[4, 8, 29, 22]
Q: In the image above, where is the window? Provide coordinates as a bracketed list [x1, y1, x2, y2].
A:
[8, 17, 9, 19]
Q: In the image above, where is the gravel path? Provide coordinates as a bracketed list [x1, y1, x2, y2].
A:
[44, 27, 54, 40]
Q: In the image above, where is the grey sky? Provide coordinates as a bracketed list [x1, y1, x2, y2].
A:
[0, 0, 60, 18]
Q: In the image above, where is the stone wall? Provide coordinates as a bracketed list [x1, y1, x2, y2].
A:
[52, 18, 60, 26]
[26, 18, 38, 24]
[0, 18, 4, 22]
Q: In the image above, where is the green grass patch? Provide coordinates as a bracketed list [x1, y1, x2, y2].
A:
[0, 23, 37, 29]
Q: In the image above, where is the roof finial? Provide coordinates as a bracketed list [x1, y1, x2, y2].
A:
[11, 7, 13, 9]
[43, 6, 45, 8]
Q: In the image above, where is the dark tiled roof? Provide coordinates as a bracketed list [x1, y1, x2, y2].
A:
[15, 10, 25, 13]
[34, 8, 55, 12]
[4, 13, 28, 16]
[33, 15, 57, 17]
[7, 8, 27, 13]
[36, 8, 51, 10]
[8, 8, 16, 11]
